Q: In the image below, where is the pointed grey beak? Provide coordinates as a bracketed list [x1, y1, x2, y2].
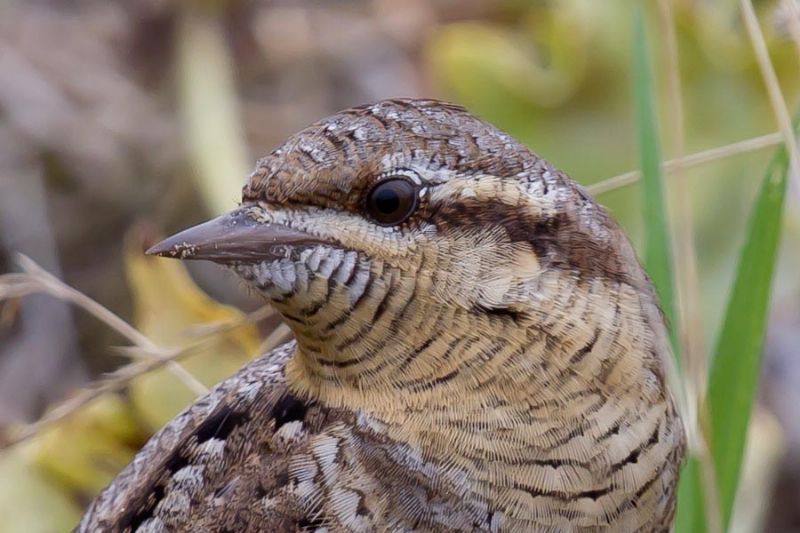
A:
[146, 209, 326, 264]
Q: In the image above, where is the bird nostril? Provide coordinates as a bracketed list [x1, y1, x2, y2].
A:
[269, 245, 293, 259]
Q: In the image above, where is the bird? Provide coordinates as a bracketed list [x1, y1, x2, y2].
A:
[78, 98, 685, 532]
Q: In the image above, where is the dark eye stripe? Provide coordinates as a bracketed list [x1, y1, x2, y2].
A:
[365, 177, 419, 226]
[429, 198, 634, 285]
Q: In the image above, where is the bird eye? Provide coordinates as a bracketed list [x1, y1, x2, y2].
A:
[365, 177, 419, 225]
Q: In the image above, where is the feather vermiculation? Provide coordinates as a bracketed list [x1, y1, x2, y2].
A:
[79, 99, 685, 532]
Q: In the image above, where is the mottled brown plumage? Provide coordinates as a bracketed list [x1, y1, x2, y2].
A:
[79, 99, 685, 532]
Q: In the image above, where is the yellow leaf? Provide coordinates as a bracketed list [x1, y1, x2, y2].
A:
[125, 234, 263, 429]
[0, 447, 82, 533]
[25, 394, 144, 496]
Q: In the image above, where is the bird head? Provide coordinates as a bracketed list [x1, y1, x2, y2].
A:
[149, 99, 671, 411]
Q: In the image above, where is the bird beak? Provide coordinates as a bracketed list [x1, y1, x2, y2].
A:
[146, 208, 326, 264]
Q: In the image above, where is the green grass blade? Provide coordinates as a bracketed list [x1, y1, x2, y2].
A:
[632, 8, 706, 530]
[707, 113, 797, 531]
[632, 7, 677, 338]
[675, 456, 706, 533]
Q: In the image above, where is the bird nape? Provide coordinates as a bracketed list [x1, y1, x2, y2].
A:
[79, 99, 685, 532]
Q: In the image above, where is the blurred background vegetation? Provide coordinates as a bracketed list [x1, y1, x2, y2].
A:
[0, 0, 798, 531]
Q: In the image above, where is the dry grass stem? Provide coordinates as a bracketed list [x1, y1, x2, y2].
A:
[656, 0, 706, 444]
[0, 256, 293, 448]
[1, 339, 218, 449]
[4, 255, 208, 396]
[256, 322, 293, 356]
[2, 312, 287, 449]
[13, 255, 158, 352]
[589, 132, 783, 195]
[781, 0, 800, 63]
[740, 0, 800, 200]
[698, 429, 724, 533]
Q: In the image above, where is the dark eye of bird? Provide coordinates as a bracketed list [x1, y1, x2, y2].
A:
[365, 177, 419, 225]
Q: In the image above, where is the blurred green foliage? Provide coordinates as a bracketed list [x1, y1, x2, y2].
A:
[705, 111, 797, 531]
